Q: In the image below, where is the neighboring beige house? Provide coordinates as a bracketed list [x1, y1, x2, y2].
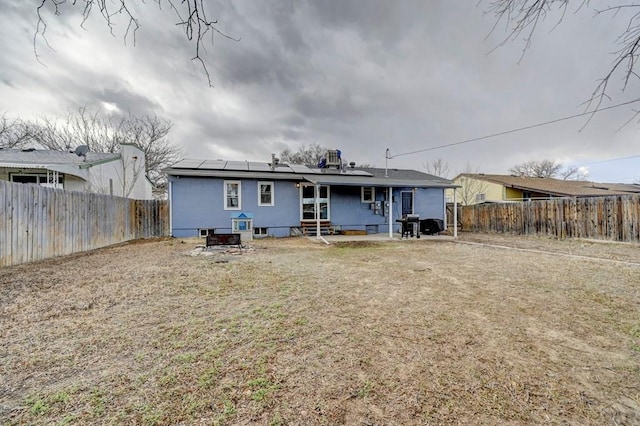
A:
[0, 143, 152, 199]
[447, 173, 640, 205]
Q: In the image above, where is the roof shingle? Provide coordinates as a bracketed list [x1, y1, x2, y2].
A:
[0, 148, 118, 165]
[458, 174, 640, 197]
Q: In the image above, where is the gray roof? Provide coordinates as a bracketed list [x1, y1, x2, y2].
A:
[456, 174, 640, 197]
[0, 148, 119, 166]
[303, 174, 454, 188]
[166, 159, 457, 188]
[357, 167, 452, 183]
[0, 148, 121, 181]
[169, 158, 366, 175]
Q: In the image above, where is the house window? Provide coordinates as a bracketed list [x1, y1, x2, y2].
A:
[254, 227, 268, 236]
[258, 181, 274, 206]
[522, 191, 532, 202]
[11, 174, 40, 184]
[475, 193, 486, 202]
[361, 186, 375, 203]
[198, 228, 215, 237]
[301, 185, 330, 221]
[224, 181, 241, 210]
[10, 173, 64, 188]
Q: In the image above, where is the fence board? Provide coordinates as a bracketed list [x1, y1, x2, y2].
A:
[461, 195, 640, 243]
[0, 181, 169, 267]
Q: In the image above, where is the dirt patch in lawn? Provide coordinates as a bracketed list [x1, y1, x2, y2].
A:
[1, 234, 639, 425]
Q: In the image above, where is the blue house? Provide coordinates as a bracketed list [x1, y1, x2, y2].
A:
[165, 154, 458, 239]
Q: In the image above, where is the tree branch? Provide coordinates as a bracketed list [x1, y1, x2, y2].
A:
[33, 0, 239, 86]
[484, 1, 640, 123]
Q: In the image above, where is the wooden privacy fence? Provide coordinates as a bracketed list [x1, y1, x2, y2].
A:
[461, 195, 640, 243]
[0, 181, 169, 267]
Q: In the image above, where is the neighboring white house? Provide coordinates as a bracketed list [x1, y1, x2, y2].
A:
[0, 143, 153, 199]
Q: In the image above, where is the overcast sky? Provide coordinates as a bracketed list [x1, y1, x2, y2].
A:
[1, 1, 639, 182]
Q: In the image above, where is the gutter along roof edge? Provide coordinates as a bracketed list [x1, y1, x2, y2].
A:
[303, 175, 459, 188]
[165, 167, 458, 188]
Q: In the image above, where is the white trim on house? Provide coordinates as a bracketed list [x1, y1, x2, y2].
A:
[300, 184, 330, 221]
[361, 186, 375, 203]
[224, 180, 241, 210]
[258, 181, 274, 206]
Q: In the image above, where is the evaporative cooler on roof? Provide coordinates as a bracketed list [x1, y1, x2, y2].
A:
[324, 149, 341, 168]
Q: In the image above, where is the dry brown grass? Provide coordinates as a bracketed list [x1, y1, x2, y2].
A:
[1, 234, 639, 425]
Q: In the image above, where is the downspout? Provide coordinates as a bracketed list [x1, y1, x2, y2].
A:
[315, 183, 320, 240]
[168, 179, 173, 237]
[388, 186, 393, 238]
[453, 187, 458, 239]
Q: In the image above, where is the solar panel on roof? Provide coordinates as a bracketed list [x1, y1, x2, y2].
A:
[200, 160, 226, 170]
[247, 162, 272, 171]
[272, 166, 294, 173]
[224, 161, 250, 171]
[172, 159, 206, 169]
[289, 164, 314, 173]
[347, 170, 373, 176]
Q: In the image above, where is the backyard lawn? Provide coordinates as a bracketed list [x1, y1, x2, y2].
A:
[1, 234, 639, 425]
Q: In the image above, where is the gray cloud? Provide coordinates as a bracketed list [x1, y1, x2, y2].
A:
[0, 1, 639, 181]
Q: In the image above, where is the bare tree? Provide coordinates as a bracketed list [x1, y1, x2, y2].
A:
[116, 154, 146, 198]
[27, 107, 182, 189]
[29, 107, 120, 153]
[423, 158, 450, 178]
[118, 114, 183, 188]
[280, 143, 328, 167]
[485, 1, 640, 112]
[559, 165, 580, 180]
[456, 163, 490, 206]
[34, 0, 238, 86]
[279, 144, 372, 168]
[0, 114, 32, 149]
[509, 159, 579, 179]
[509, 159, 562, 178]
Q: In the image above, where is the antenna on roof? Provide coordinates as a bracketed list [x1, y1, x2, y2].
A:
[385, 148, 390, 178]
[74, 145, 89, 160]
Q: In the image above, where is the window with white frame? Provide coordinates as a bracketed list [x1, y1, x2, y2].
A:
[301, 184, 330, 221]
[361, 186, 375, 203]
[224, 180, 241, 210]
[258, 181, 274, 206]
[254, 227, 268, 236]
[475, 193, 486, 202]
[198, 228, 215, 237]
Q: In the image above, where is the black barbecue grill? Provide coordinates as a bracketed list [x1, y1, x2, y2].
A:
[396, 214, 420, 238]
